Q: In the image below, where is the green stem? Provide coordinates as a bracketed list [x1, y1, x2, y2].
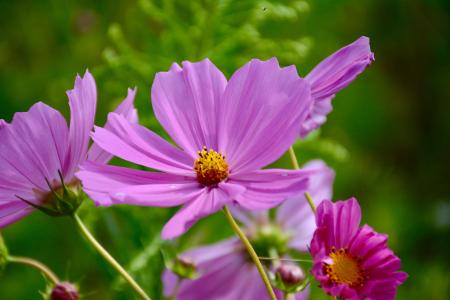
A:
[288, 146, 317, 214]
[8, 255, 59, 284]
[223, 206, 276, 300]
[73, 213, 151, 300]
[304, 192, 317, 214]
[288, 146, 300, 169]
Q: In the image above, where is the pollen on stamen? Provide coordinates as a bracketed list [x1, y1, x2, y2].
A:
[194, 146, 229, 186]
[323, 247, 366, 288]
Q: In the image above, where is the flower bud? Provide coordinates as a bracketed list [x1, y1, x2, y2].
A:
[272, 263, 308, 294]
[276, 264, 305, 285]
[50, 282, 79, 300]
[170, 256, 198, 279]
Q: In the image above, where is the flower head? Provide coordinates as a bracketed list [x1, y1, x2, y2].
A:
[0, 71, 137, 227]
[77, 58, 314, 239]
[310, 198, 407, 299]
[161, 160, 334, 299]
[301, 36, 375, 137]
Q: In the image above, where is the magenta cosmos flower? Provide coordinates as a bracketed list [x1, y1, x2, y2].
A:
[77, 58, 314, 239]
[161, 160, 334, 299]
[0, 71, 137, 227]
[310, 198, 407, 299]
[301, 36, 375, 137]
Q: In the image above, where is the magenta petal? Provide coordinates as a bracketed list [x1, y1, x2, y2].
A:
[0, 102, 69, 190]
[229, 168, 310, 211]
[177, 251, 245, 300]
[181, 237, 240, 264]
[218, 58, 312, 172]
[65, 70, 97, 178]
[0, 202, 34, 228]
[162, 187, 232, 239]
[91, 113, 194, 175]
[276, 160, 335, 251]
[301, 37, 374, 137]
[152, 59, 227, 157]
[88, 87, 138, 164]
[76, 161, 197, 207]
[305, 36, 374, 100]
[0, 119, 6, 128]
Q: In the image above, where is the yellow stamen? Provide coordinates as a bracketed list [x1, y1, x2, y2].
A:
[194, 146, 229, 186]
[323, 248, 366, 288]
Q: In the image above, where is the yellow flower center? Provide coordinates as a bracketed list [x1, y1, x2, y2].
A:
[324, 248, 366, 288]
[194, 146, 229, 186]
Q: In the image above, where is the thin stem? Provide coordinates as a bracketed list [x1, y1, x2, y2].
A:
[304, 192, 317, 214]
[283, 292, 289, 300]
[73, 213, 151, 300]
[258, 256, 313, 263]
[288, 146, 300, 169]
[287, 146, 317, 215]
[8, 255, 59, 284]
[223, 206, 276, 300]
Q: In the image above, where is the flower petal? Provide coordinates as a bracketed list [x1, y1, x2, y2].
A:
[76, 161, 197, 207]
[0, 102, 69, 191]
[305, 36, 374, 100]
[151, 59, 227, 157]
[301, 37, 374, 137]
[217, 58, 312, 173]
[162, 187, 233, 239]
[0, 202, 34, 228]
[88, 87, 138, 164]
[91, 113, 194, 175]
[276, 160, 335, 251]
[229, 168, 310, 211]
[65, 70, 97, 178]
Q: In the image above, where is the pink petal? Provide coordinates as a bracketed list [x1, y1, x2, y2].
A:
[91, 113, 194, 175]
[88, 87, 138, 164]
[228, 168, 310, 211]
[301, 37, 374, 137]
[76, 161, 197, 207]
[151, 59, 227, 158]
[162, 187, 233, 239]
[0, 202, 34, 228]
[65, 70, 97, 178]
[276, 160, 335, 251]
[0, 102, 69, 191]
[181, 237, 240, 264]
[217, 58, 312, 173]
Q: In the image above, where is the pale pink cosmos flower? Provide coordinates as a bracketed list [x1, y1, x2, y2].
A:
[0, 71, 137, 226]
[77, 58, 314, 239]
[162, 160, 334, 299]
[310, 198, 407, 299]
[301, 36, 375, 137]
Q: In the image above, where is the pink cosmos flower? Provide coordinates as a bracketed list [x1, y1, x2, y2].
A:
[301, 36, 375, 137]
[310, 198, 408, 300]
[77, 58, 314, 239]
[161, 160, 334, 299]
[0, 71, 137, 227]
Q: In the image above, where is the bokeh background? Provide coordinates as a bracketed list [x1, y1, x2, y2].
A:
[0, 0, 449, 299]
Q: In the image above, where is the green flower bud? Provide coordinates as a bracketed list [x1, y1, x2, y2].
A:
[169, 256, 198, 279]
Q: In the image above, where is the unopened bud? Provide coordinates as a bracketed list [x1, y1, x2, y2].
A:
[50, 282, 79, 300]
[272, 263, 308, 294]
[170, 256, 198, 279]
[276, 264, 305, 285]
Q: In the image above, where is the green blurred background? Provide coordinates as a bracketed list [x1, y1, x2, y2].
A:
[0, 0, 449, 299]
